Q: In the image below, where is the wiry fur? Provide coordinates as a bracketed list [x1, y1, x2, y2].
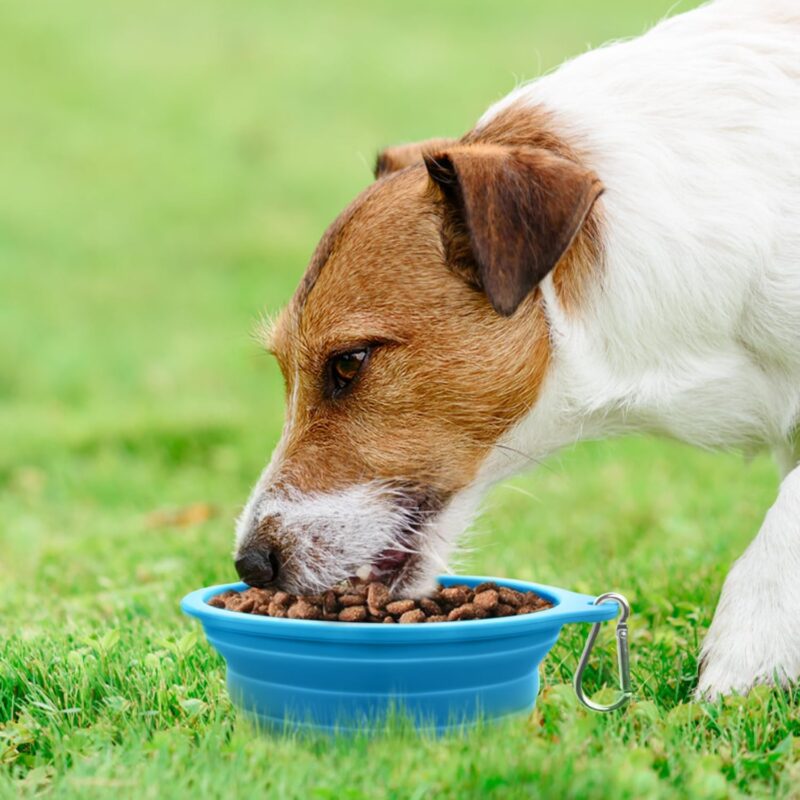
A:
[237, 0, 800, 698]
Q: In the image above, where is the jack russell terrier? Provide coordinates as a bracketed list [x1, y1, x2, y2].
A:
[234, 0, 800, 699]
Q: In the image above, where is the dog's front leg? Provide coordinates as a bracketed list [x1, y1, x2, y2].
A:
[697, 454, 800, 699]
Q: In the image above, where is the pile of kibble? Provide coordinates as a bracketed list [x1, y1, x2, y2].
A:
[208, 581, 552, 623]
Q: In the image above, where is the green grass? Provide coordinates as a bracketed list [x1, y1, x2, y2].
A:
[2, 0, 799, 796]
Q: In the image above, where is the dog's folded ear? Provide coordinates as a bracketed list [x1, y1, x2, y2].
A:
[374, 138, 459, 179]
[424, 144, 603, 316]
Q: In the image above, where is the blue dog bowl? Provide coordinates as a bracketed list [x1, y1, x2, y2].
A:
[181, 575, 620, 734]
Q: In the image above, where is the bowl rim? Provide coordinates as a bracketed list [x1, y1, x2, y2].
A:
[180, 575, 619, 642]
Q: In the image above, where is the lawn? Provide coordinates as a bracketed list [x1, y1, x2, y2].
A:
[2, 0, 799, 797]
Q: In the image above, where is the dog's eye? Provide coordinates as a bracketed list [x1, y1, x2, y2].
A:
[329, 349, 368, 395]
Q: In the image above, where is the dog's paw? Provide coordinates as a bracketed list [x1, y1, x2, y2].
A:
[696, 572, 800, 700]
[697, 466, 800, 700]
[695, 648, 788, 701]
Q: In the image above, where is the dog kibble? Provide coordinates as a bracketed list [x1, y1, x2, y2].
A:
[234, 597, 256, 613]
[287, 600, 321, 620]
[272, 591, 293, 607]
[498, 587, 524, 608]
[385, 599, 416, 615]
[367, 581, 390, 613]
[323, 590, 339, 615]
[340, 593, 365, 607]
[419, 597, 442, 616]
[474, 589, 499, 611]
[209, 581, 552, 623]
[439, 586, 469, 607]
[339, 605, 368, 622]
[267, 604, 287, 618]
[398, 609, 427, 624]
[447, 603, 476, 621]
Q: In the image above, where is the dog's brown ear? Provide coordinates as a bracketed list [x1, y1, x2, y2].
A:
[374, 138, 459, 178]
[424, 144, 603, 316]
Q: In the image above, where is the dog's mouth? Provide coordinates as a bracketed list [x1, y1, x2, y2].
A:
[352, 538, 417, 589]
[350, 488, 445, 593]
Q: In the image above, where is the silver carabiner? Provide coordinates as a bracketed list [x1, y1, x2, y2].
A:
[573, 592, 632, 712]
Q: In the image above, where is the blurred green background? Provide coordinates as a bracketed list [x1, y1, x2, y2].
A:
[5, 1, 799, 797]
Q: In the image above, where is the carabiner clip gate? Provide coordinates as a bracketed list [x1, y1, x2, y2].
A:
[573, 592, 632, 712]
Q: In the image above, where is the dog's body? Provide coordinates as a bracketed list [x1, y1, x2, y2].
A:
[236, 0, 800, 699]
[478, 0, 800, 698]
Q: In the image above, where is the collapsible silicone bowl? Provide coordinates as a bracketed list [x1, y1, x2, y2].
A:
[181, 575, 623, 734]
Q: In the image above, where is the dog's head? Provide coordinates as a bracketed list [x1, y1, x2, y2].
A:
[235, 130, 602, 595]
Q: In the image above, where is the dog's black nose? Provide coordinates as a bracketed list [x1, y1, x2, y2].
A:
[235, 547, 279, 587]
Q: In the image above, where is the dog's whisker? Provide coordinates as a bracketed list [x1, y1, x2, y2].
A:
[498, 482, 541, 501]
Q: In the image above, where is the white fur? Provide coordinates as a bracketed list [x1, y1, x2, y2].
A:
[236, 481, 416, 593]
[476, 0, 800, 697]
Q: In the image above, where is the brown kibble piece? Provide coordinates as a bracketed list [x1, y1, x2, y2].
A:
[439, 587, 469, 607]
[386, 599, 415, 615]
[367, 582, 390, 612]
[287, 600, 321, 620]
[426, 615, 449, 623]
[268, 599, 288, 617]
[399, 609, 426, 624]
[208, 596, 227, 609]
[322, 590, 339, 614]
[272, 591, 293, 607]
[474, 589, 499, 611]
[419, 597, 442, 616]
[495, 603, 516, 617]
[340, 594, 365, 607]
[498, 588, 524, 608]
[382, 616, 395, 623]
[339, 605, 368, 622]
[475, 582, 498, 593]
[447, 603, 476, 621]
[234, 597, 255, 613]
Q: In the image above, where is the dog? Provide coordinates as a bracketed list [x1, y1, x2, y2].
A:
[234, 0, 800, 699]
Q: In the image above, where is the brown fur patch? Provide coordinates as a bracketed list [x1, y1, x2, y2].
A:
[270, 166, 550, 500]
